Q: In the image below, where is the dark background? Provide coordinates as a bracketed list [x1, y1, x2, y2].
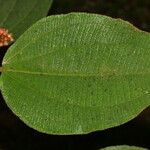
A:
[0, 0, 150, 149]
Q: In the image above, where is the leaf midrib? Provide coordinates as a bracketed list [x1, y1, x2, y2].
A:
[2, 68, 150, 78]
[2, 68, 106, 78]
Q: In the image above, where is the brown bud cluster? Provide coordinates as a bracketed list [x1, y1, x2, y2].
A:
[0, 28, 14, 47]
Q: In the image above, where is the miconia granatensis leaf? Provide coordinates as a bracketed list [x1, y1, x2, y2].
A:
[0, 0, 53, 39]
[101, 145, 147, 150]
[1, 13, 150, 134]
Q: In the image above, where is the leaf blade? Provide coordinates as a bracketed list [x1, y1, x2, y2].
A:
[101, 145, 147, 150]
[0, 0, 53, 39]
[1, 13, 150, 134]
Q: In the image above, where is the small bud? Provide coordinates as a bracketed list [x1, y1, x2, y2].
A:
[0, 28, 14, 47]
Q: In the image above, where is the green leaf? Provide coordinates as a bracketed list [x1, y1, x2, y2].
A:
[101, 145, 147, 150]
[1, 13, 150, 134]
[0, 0, 53, 39]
